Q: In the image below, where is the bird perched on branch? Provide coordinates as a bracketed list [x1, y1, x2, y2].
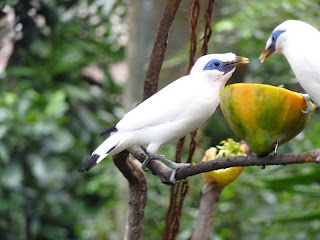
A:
[259, 20, 320, 112]
[79, 53, 249, 181]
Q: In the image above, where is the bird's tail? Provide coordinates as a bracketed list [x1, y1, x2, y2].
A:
[79, 133, 124, 172]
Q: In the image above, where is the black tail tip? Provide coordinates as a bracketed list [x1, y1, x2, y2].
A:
[79, 154, 99, 172]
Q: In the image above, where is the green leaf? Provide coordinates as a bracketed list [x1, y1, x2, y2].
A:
[284, 185, 320, 198]
[262, 171, 320, 187]
[0, 107, 13, 122]
[0, 142, 9, 163]
[50, 46, 84, 74]
[44, 91, 68, 118]
[63, 84, 92, 102]
[17, 90, 39, 118]
[43, 129, 75, 153]
[2, 92, 16, 106]
[2, 0, 19, 6]
[252, 211, 320, 224]
[77, 107, 100, 132]
[0, 163, 22, 188]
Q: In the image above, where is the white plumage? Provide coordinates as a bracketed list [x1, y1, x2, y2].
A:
[260, 20, 320, 106]
[79, 53, 249, 172]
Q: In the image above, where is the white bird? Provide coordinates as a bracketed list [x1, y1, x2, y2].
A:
[259, 20, 320, 109]
[79, 53, 249, 177]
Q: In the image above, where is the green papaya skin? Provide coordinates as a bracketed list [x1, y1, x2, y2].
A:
[220, 83, 314, 156]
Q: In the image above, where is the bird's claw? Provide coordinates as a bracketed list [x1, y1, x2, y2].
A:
[170, 168, 177, 184]
[296, 93, 313, 114]
[169, 162, 191, 184]
[141, 155, 152, 171]
[274, 140, 279, 155]
[143, 153, 191, 183]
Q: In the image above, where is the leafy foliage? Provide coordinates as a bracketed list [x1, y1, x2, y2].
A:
[0, 0, 126, 239]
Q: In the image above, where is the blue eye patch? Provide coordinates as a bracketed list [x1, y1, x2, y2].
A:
[268, 30, 286, 54]
[204, 59, 236, 74]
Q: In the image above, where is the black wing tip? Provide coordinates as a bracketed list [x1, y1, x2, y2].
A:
[100, 123, 118, 138]
[79, 154, 100, 172]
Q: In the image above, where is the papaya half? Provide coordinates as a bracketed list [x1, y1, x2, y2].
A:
[219, 83, 314, 156]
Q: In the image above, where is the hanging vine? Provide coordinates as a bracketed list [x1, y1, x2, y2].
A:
[162, 1, 216, 239]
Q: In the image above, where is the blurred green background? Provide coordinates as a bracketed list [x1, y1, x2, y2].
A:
[0, 0, 320, 239]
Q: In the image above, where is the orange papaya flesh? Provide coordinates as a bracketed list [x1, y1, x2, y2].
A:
[202, 166, 244, 188]
[202, 142, 245, 188]
[220, 83, 314, 156]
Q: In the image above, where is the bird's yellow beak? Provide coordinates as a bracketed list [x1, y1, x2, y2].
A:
[235, 56, 250, 66]
[259, 49, 271, 63]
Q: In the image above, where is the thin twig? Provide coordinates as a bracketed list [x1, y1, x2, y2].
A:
[143, 0, 183, 100]
[200, 0, 215, 55]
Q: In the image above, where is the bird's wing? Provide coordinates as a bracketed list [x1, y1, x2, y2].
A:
[286, 30, 320, 103]
[115, 75, 204, 133]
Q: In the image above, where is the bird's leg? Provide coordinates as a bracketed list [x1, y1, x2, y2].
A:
[140, 146, 190, 183]
[149, 154, 190, 169]
[296, 93, 313, 114]
[274, 140, 279, 155]
[148, 154, 191, 183]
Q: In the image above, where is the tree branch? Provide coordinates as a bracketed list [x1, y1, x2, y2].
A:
[176, 151, 320, 180]
[143, 0, 182, 100]
[113, 151, 147, 240]
[128, 147, 320, 184]
[192, 184, 222, 240]
[0, 6, 15, 76]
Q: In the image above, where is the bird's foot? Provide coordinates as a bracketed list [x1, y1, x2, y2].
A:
[274, 140, 279, 155]
[296, 93, 313, 114]
[140, 147, 152, 171]
[148, 154, 191, 183]
[141, 155, 152, 171]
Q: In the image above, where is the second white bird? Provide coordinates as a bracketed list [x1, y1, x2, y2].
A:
[260, 20, 320, 106]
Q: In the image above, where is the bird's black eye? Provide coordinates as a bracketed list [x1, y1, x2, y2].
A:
[214, 61, 220, 67]
[272, 36, 276, 41]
